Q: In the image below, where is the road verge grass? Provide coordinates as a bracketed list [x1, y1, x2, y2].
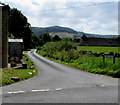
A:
[38, 50, 120, 78]
[0, 52, 38, 86]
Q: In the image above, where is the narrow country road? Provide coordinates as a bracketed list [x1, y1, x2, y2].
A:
[2, 50, 118, 103]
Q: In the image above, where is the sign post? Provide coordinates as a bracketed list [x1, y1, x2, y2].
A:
[102, 54, 116, 64]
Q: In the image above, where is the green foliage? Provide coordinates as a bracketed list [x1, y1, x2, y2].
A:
[42, 41, 77, 52]
[9, 8, 32, 50]
[9, 8, 27, 37]
[22, 25, 32, 49]
[37, 41, 78, 63]
[32, 34, 41, 48]
[52, 35, 61, 42]
[9, 33, 14, 38]
[39, 32, 51, 46]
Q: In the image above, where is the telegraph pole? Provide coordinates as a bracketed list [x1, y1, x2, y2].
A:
[0, 4, 10, 68]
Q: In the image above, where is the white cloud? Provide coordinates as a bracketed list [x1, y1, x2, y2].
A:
[1, 0, 118, 35]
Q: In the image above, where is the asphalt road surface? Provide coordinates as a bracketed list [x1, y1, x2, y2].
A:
[2, 50, 118, 103]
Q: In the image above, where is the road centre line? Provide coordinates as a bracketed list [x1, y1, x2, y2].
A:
[32, 89, 50, 92]
[4, 84, 118, 95]
[7, 92, 13, 94]
[7, 91, 25, 94]
[55, 88, 63, 91]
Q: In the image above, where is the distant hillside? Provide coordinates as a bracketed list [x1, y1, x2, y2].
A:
[49, 32, 79, 38]
[31, 26, 77, 36]
[31, 26, 119, 38]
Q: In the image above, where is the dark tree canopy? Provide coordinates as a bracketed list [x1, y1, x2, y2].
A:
[52, 35, 61, 42]
[39, 32, 51, 45]
[32, 34, 41, 48]
[9, 8, 32, 49]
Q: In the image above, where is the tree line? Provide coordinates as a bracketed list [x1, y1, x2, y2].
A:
[9, 8, 63, 50]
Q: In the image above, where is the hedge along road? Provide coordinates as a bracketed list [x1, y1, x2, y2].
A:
[2, 50, 118, 103]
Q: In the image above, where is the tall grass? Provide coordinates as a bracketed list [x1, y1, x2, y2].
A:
[71, 55, 120, 77]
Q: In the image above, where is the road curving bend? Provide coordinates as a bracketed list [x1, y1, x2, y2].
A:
[2, 49, 118, 93]
[2, 49, 118, 103]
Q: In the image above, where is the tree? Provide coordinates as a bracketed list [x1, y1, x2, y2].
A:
[32, 34, 41, 48]
[9, 8, 32, 49]
[52, 35, 61, 42]
[22, 25, 32, 49]
[39, 32, 51, 45]
[81, 34, 87, 41]
[73, 38, 80, 43]
[82, 34, 87, 39]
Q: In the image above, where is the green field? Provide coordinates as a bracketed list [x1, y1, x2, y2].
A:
[77, 46, 119, 53]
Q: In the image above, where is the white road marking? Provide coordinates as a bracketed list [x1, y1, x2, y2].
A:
[32, 89, 50, 92]
[7, 92, 13, 94]
[6, 84, 116, 95]
[12, 91, 20, 94]
[18, 91, 25, 93]
[55, 88, 63, 91]
[7, 91, 25, 94]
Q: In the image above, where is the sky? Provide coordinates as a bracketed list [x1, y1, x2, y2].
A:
[1, 0, 119, 35]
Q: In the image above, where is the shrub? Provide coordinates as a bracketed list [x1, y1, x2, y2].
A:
[42, 41, 77, 52]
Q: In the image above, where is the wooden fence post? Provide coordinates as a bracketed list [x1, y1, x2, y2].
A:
[113, 56, 115, 64]
[103, 55, 105, 62]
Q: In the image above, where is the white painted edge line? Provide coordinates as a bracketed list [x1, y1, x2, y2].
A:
[32, 89, 50, 92]
[55, 88, 63, 91]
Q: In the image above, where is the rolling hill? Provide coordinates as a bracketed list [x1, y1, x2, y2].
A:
[31, 26, 119, 38]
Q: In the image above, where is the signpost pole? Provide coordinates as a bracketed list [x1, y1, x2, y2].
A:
[113, 56, 115, 64]
[103, 55, 105, 62]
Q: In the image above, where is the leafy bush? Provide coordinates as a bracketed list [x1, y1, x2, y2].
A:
[42, 41, 77, 52]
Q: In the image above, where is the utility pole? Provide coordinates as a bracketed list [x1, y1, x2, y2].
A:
[0, 4, 10, 68]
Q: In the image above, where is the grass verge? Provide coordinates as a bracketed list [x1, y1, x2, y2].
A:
[0, 52, 38, 86]
[37, 50, 120, 78]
